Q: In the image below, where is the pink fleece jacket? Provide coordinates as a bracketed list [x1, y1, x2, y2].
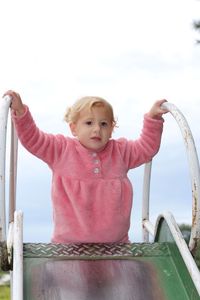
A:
[12, 107, 164, 243]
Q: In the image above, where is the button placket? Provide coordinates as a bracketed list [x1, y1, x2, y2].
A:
[91, 152, 101, 175]
[93, 167, 100, 174]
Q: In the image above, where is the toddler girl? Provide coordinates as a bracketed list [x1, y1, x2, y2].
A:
[4, 91, 168, 243]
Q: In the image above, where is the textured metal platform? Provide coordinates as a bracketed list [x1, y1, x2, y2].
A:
[23, 243, 168, 300]
[23, 242, 169, 259]
[23, 242, 199, 299]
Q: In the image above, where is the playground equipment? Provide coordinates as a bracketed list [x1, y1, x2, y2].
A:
[0, 96, 200, 299]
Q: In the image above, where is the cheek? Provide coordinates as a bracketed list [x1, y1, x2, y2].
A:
[105, 129, 113, 139]
[78, 128, 90, 139]
[109, 128, 114, 137]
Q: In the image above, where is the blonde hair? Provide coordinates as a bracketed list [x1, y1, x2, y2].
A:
[64, 96, 117, 126]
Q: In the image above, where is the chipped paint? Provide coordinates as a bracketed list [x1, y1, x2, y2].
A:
[192, 185, 198, 227]
[143, 102, 200, 270]
[160, 103, 200, 252]
[0, 97, 11, 242]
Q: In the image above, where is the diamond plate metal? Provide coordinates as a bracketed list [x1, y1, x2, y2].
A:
[23, 242, 169, 259]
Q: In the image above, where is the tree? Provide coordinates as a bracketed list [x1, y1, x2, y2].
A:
[179, 224, 191, 244]
[193, 0, 200, 43]
[194, 20, 200, 43]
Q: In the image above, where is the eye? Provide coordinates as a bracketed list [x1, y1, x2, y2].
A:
[100, 121, 108, 127]
[85, 120, 93, 126]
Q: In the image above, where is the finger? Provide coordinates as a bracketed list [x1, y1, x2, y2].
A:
[3, 91, 14, 100]
[158, 99, 167, 105]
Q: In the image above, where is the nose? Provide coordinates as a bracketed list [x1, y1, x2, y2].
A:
[93, 123, 101, 133]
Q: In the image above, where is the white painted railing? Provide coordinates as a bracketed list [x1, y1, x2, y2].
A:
[0, 95, 18, 242]
[142, 102, 200, 252]
[0, 95, 22, 299]
[0, 96, 11, 241]
[12, 210, 23, 300]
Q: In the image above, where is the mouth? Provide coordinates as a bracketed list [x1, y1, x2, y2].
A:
[91, 136, 101, 141]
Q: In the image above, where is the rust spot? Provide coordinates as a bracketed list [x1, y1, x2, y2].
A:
[191, 237, 199, 257]
[192, 182, 198, 227]
[192, 200, 197, 226]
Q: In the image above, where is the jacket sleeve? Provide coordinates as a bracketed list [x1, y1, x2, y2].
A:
[11, 106, 67, 166]
[118, 114, 164, 170]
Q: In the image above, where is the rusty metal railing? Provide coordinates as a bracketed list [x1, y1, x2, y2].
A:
[0, 95, 22, 299]
[0, 95, 18, 243]
[142, 102, 200, 253]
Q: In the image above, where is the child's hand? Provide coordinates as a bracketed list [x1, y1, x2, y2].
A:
[3, 90, 25, 116]
[147, 99, 168, 119]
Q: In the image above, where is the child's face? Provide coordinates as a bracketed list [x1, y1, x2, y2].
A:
[70, 105, 114, 151]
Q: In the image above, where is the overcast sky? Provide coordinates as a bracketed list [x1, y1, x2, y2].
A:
[1, 0, 200, 242]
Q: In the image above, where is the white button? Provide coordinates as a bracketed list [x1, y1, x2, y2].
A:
[94, 159, 99, 164]
[94, 167, 100, 174]
[92, 152, 97, 157]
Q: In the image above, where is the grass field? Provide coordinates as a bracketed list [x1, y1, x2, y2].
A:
[0, 285, 10, 300]
[0, 270, 10, 300]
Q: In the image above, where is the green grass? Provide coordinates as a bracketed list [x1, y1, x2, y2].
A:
[0, 285, 10, 300]
[0, 270, 10, 300]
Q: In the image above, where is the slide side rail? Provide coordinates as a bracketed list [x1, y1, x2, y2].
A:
[142, 102, 200, 253]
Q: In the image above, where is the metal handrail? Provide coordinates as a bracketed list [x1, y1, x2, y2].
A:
[142, 161, 152, 242]
[0, 95, 18, 242]
[142, 102, 200, 252]
[9, 120, 18, 223]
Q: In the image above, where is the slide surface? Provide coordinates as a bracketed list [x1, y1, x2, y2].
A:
[23, 242, 199, 300]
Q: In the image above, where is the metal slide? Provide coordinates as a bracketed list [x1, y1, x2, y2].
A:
[1, 97, 200, 299]
[22, 225, 199, 300]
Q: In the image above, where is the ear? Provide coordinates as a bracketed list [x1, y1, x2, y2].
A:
[69, 122, 77, 137]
